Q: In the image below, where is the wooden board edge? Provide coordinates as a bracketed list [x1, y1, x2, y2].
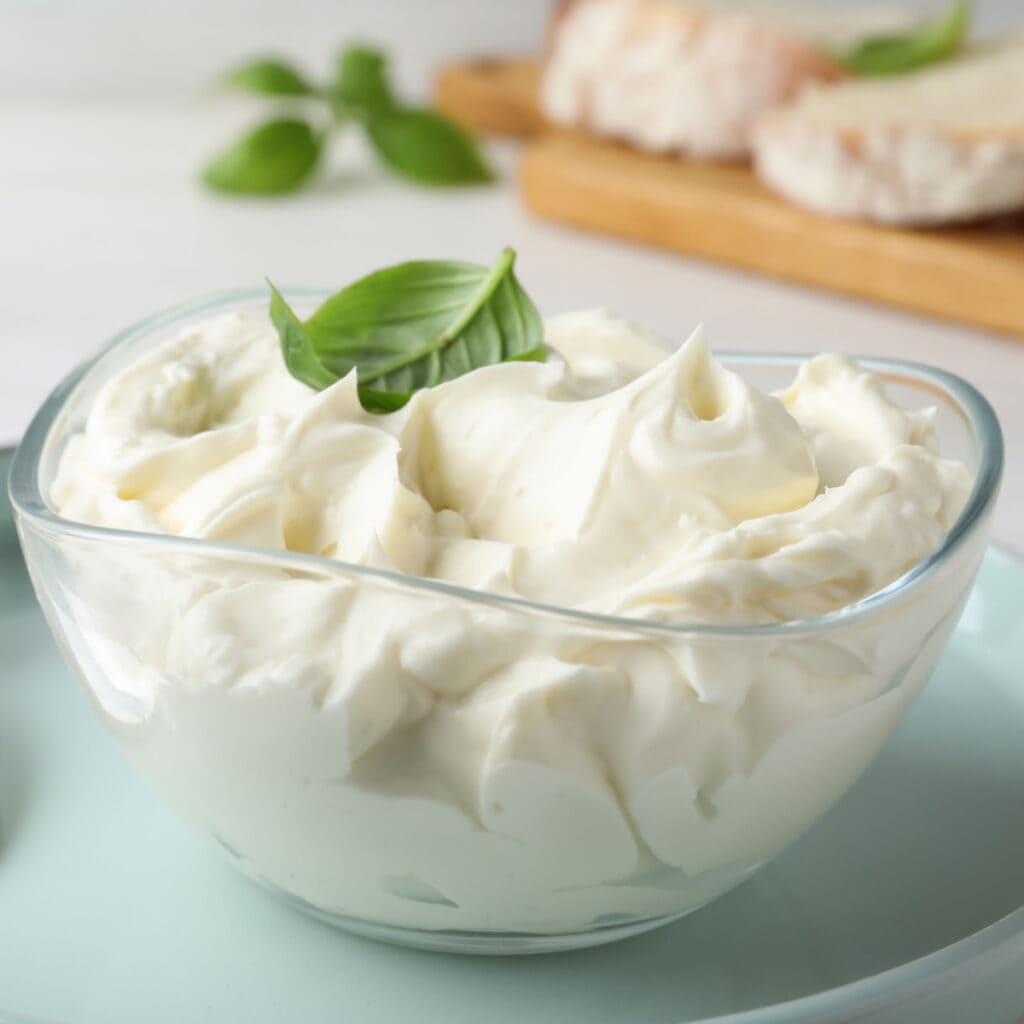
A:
[520, 136, 1024, 342]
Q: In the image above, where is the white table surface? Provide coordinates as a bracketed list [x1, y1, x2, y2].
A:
[2, 0, 1022, 555]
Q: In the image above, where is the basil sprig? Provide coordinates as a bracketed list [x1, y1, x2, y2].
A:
[203, 44, 492, 196]
[841, 0, 971, 76]
[269, 249, 546, 412]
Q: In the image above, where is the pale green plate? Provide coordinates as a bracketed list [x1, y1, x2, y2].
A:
[1, 450, 1022, 1024]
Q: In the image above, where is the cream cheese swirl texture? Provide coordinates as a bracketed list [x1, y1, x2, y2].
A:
[54, 309, 970, 626]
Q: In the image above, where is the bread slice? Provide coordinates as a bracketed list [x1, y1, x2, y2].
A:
[540, 0, 906, 159]
[754, 38, 1024, 224]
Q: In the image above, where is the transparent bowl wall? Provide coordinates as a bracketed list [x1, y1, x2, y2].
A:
[9, 294, 1004, 954]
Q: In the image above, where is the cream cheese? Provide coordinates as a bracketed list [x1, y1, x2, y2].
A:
[50, 309, 972, 934]
[55, 310, 968, 622]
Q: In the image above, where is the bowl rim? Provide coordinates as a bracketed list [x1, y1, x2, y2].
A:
[710, 900, 1024, 1024]
[6, 288, 1005, 639]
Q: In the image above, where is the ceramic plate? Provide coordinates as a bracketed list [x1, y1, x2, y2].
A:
[1, 452, 1022, 1024]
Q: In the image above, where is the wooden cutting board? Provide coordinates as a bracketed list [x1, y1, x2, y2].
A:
[436, 58, 1024, 341]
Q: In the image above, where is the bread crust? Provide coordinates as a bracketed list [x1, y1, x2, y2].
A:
[541, 0, 845, 159]
[755, 110, 1024, 225]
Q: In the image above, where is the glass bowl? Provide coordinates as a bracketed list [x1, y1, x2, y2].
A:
[8, 292, 1003, 955]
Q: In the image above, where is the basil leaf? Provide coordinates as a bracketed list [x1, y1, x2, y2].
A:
[269, 248, 545, 411]
[222, 58, 314, 96]
[203, 119, 322, 195]
[841, 0, 970, 76]
[268, 283, 336, 390]
[366, 108, 493, 185]
[334, 46, 393, 115]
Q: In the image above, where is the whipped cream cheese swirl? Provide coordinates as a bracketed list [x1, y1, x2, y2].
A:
[55, 309, 968, 624]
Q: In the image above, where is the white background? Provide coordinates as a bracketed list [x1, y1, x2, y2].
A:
[1, 0, 1022, 551]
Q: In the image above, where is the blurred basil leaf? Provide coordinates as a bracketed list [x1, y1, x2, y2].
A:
[222, 58, 314, 96]
[841, 0, 971, 76]
[366, 108, 492, 185]
[203, 119, 322, 195]
[334, 46, 394, 115]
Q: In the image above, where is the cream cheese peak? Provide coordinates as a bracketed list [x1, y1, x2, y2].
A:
[54, 308, 970, 625]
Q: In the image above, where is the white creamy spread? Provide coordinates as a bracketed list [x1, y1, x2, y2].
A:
[51, 310, 972, 934]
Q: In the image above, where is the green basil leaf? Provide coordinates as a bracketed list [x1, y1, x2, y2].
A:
[268, 283, 336, 390]
[334, 45, 393, 115]
[841, 0, 971, 76]
[366, 107, 493, 185]
[222, 58, 314, 96]
[269, 248, 545, 411]
[202, 119, 322, 195]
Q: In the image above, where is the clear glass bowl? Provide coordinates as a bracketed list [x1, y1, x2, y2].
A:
[8, 293, 1004, 955]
